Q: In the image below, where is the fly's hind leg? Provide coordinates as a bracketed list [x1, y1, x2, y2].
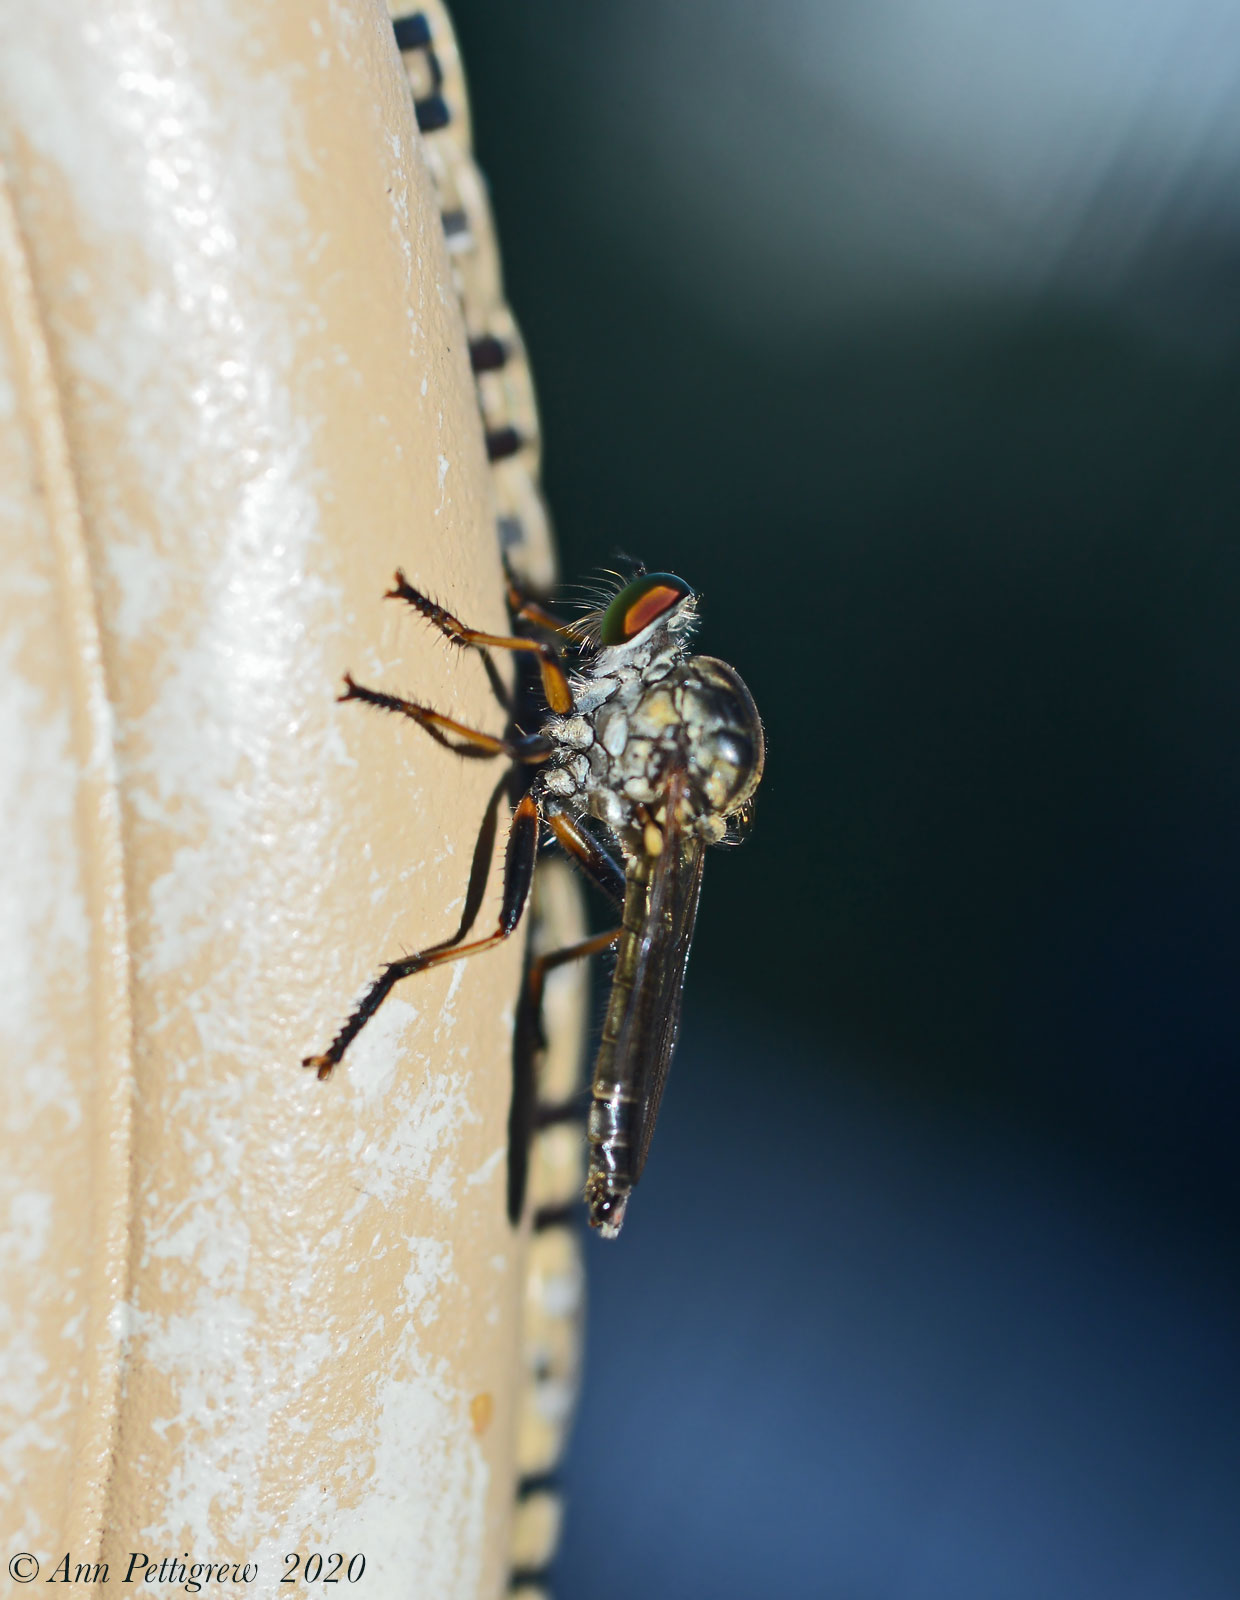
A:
[303, 792, 543, 1080]
[521, 811, 627, 1131]
[507, 810, 627, 1222]
[544, 812, 626, 908]
[508, 925, 621, 1225]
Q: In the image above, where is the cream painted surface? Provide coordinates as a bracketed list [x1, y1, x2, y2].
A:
[0, 186, 103, 1565]
[0, 3, 529, 1595]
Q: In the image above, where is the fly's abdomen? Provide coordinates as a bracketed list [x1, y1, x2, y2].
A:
[585, 855, 651, 1236]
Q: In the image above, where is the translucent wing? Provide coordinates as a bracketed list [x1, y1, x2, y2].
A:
[612, 769, 706, 1184]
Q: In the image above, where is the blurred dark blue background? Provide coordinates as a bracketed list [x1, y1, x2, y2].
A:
[445, 3, 1240, 1593]
[562, 1019, 1239, 1600]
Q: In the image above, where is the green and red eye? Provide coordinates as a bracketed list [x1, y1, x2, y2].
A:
[599, 573, 694, 646]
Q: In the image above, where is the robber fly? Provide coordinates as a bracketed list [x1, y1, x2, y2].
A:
[304, 567, 764, 1237]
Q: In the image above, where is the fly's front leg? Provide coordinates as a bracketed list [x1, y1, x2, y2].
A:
[503, 569, 579, 641]
[386, 570, 575, 714]
[303, 792, 542, 1080]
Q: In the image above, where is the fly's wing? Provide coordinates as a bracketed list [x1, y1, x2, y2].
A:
[613, 770, 706, 1184]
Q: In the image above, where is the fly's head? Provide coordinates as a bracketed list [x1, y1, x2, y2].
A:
[586, 572, 699, 673]
[551, 571, 764, 852]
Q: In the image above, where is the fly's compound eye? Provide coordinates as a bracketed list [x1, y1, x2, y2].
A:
[600, 573, 694, 646]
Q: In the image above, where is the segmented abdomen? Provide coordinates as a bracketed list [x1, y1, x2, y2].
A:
[587, 853, 651, 1197]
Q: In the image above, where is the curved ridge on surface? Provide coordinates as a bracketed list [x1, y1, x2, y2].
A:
[0, 166, 135, 1555]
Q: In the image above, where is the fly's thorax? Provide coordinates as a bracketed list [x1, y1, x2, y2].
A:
[588, 630, 689, 685]
[536, 653, 764, 845]
[676, 655, 765, 834]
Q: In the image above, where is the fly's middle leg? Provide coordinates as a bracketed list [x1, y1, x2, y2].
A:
[337, 673, 549, 763]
